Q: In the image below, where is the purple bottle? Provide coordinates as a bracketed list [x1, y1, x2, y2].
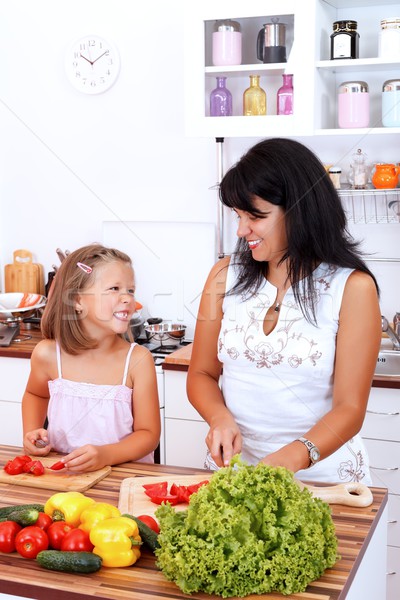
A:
[277, 74, 293, 115]
[210, 76, 233, 117]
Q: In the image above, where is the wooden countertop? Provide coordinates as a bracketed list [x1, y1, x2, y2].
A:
[0, 445, 388, 600]
[163, 343, 400, 388]
[1, 329, 398, 388]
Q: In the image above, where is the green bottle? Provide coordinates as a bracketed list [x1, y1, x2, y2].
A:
[243, 75, 266, 116]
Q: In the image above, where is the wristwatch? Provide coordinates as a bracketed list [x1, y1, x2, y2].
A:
[297, 437, 320, 467]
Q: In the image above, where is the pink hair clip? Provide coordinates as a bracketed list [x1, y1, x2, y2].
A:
[77, 262, 92, 274]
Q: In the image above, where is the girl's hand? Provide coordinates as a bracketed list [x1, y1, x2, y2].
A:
[23, 429, 51, 456]
[61, 445, 107, 473]
[206, 415, 242, 468]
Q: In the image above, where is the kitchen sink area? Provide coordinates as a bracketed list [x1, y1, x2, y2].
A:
[375, 338, 400, 377]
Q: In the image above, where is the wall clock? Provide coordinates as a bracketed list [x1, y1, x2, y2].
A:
[65, 35, 120, 94]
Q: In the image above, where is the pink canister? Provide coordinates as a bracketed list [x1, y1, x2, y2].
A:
[212, 20, 242, 66]
[338, 81, 370, 128]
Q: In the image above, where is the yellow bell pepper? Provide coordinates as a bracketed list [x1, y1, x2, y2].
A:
[44, 492, 95, 527]
[79, 502, 121, 532]
[90, 516, 142, 567]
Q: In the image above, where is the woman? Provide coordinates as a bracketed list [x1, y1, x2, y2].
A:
[187, 138, 381, 484]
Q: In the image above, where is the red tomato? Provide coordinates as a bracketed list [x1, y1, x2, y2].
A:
[170, 483, 191, 503]
[35, 512, 53, 531]
[47, 521, 75, 550]
[49, 460, 65, 471]
[0, 521, 23, 553]
[4, 455, 32, 475]
[186, 480, 209, 494]
[22, 460, 45, 476]
[60, 528, 94, 552]
[143, 481, 168, 496]
[15, 526, 48, 559]
[137, 515, 160, 534]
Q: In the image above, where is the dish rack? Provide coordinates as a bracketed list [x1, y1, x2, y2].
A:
[338, 188, 400, 225]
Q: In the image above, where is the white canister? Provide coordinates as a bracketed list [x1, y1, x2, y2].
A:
[212, 20, 242, 66]
[382, 79, 400, 127]
[338, 81, 370, 128]
[379, 18, 400, 59]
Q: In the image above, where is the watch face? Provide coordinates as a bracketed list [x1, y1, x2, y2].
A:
[310, 448, 320, 463]
[65, 35, 120, 94]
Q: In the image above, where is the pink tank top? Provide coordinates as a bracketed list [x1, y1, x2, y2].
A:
[47, 342, 153, 463]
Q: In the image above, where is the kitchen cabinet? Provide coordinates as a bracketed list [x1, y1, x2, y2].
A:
[164, 369, 209, 468]
[185, 0, 400, 137]
[361, 386, 400, 600]
[0, 357, 30, 447]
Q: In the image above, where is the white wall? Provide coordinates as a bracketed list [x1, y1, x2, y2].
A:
[0, 0, 398, 326]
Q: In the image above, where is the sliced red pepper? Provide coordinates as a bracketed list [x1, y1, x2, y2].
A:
[22, 460, 45, 476]
[49, 461, 65, 471]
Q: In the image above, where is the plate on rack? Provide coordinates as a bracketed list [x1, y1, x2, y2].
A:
[0, 293, 46, 319]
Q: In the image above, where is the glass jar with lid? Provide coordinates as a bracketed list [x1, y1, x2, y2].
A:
[330, 20, 359, 59]
[338, 81, 369, 128]
[379, 18, 400, 59]
[212, 20, 242, 66]
[348, 149, 369, 189]
[382, 79, 400, 127]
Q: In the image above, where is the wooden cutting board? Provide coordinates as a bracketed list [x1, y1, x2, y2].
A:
[118, 474, 373, 517]
[4, 250, 45, 295]
[0, 455, 111, 492]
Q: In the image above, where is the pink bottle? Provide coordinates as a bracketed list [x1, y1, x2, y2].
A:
[338, 81, 370, 128]
[277, 74, 294, 115]
[212, 20, 242, 66]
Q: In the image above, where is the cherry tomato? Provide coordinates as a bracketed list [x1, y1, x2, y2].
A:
[15, 526, 48, 559]
[137, 515, 160, 534]
[60, 528, 94, 552]
[0, 521, 23, 553]
[35, 512, 53, 531]
[47, 521, 75, 550]
[49, 460, 65, 471]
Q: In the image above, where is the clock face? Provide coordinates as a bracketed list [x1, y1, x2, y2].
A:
[65, 35, 120, 94]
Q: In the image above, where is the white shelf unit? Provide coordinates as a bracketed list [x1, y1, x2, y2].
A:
[184, 0, 400, 138]
[338, 188, 400, 224]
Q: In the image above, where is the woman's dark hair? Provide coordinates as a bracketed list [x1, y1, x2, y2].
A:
[219, 137, 379, 323]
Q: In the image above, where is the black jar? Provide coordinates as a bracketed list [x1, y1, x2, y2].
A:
[330, 20, 359, 59]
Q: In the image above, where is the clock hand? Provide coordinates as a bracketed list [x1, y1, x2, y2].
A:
[80, 53, 94, 65]
[92, 51, 108, 64]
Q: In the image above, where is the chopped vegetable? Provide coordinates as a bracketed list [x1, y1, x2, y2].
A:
[49, 461, 65, 471]
[143, 479, 209, 505]
[155, 457, 339, 598]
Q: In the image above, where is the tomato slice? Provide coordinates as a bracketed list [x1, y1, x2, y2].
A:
[149, 494, 181, 506]
[170, 483, 191, 503]
[49, 460, 65, 471]
[186, 480, 209, 494]
[143, 481, 168, 498]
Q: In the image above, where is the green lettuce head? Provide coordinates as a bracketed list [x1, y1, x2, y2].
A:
[155, 457, 338, 597]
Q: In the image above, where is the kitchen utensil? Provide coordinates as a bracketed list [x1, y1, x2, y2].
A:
[145, 323, 186, 344]
[118, 474, 373, 518]
[371, 163, 400, 189]
[0, 293, 46, 320]
[0, 455, 111, 491]
[130, 311, 145, 340]
[4, 250, 45, 295]
[257, 18, 286, 64]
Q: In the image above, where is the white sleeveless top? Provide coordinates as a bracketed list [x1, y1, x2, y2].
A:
[217, 260, 371, 485]
[47, 342, 154, 463]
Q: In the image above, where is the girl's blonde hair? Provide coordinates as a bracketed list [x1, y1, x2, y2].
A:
[41, 243, 134, 354]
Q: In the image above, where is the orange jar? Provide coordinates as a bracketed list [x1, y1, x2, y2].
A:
[371, 163, 400, 189]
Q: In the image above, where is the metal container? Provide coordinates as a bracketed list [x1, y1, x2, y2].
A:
[145, 323, 186, 343]
[338, 81, 369, 128]
[382, 79, 400, 127]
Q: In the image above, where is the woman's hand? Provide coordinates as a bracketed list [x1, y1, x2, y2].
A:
[206, 413, 242, 468]
[61, 445, 107, 473]
[23, 429, 51, 456]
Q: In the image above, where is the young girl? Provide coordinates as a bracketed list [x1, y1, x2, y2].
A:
[22, 244, 160, 472]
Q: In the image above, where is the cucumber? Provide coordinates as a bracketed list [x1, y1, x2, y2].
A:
[36, 551, 102, 574]
[4, 508, 40, 526]
[122, 513, 159, 552]
[0, 503, 44, 519]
